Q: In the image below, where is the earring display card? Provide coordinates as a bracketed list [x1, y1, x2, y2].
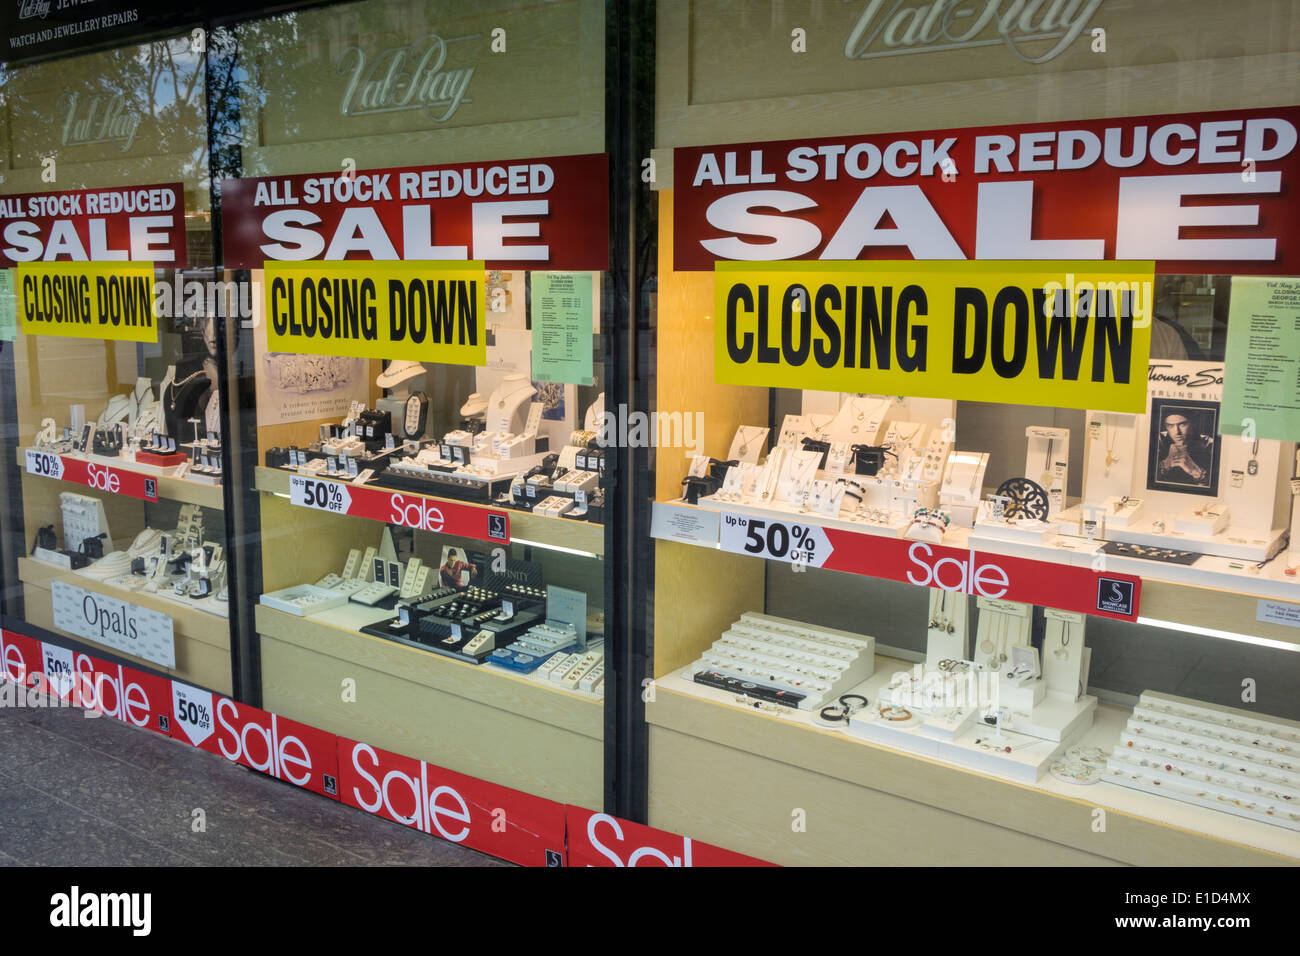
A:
[776, 414, 810, 451]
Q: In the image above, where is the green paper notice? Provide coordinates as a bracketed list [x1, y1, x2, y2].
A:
[1222, 277, 1300, 441]
[0, 270, 15, 341]
[531, 272, 594, 386]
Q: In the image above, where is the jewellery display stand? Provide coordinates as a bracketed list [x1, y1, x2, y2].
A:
[938, 451, 989, 528]
[976, 597, 1095, 742]
[1060, 408, 1144, 530]
[375, 361, 430, 441]
[1041, 608, 1087, 702]
[1098, 363, 1292, 562]
[1024, 426, 1069, 517]
[686, 611, 875, 711]
[923, 587, 970, 666]
[1106, 691, 1300, 833]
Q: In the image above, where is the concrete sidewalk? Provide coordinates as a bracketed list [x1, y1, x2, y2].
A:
[0, 701, 508, 866]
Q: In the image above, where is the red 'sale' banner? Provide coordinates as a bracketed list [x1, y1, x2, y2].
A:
[337, 737, 568, 867]
[0, 182, 187, 269]
[287, 473, 510, 543]
[25, 450, 160, 502]
[673, 106, 1300, 276]
[221, 153, 609, 271]
[820, 530, 1142, 621]
[565, 806, 776, 867]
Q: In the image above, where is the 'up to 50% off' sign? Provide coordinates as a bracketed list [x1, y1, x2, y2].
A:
[719, 514, 833, 566]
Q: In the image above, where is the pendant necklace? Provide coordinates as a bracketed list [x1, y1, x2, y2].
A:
[1105, 422, 1119, 476]
[1248, 438, 1259, 476]
[895, 423, 923, 447]
[1055, 624, 1071, 660]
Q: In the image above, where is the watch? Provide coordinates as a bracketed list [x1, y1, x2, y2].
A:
[403, 391, 429, 440]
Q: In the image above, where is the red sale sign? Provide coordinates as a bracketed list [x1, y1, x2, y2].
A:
[289, 473, 509, 543]
[0, 182, 187, 268]
[0, 630, 43, 685]
[221, 153, 609, 271]
[72, 653, 171, 735]
[168, 682, 341, 799]
[338, 737, 567, 866]
[26, 450, 159, 501]
[673, 106, 1300, 275]
[820, 530, 1141, 622]
[565, 807, 774, 867]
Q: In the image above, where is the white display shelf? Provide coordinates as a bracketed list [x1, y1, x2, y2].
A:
[654, 499, 1300, 613]
[655, 665, 1300, 860]
[18, 447, 226, 511]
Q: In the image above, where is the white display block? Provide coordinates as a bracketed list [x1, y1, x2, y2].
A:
[997, 675, 1046, 712]
[1010, 694, 1097, 743]
[1173, 501, 1230, 536]
[918, 707, 978, 742]
[848, 711, 1069, 783]
[969, 517, 1055, 546]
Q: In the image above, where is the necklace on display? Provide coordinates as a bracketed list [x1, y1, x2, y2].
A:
[1105, 421, 1120, 476]
[980, 613, 995, 654]
[1040, 437, 1055, 487]
[848, 398, 873, 436]
[968, 455, 985, 498]
[167, 371, 206, 411]
[737, 426, 762, 456]
[895, 422, 923, 446]
[1248, 438, 1260, 475]
[1055, 624, 1071, 660]
[805, 414, 835, 440]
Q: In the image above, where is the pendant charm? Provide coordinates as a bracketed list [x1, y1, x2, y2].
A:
[1248, 459, 1258, 475]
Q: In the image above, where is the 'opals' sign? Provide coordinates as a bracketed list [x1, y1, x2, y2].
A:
[674, 107, 1300, 276]
[221, 153, 609, 271]
[0, 183, 186, 268]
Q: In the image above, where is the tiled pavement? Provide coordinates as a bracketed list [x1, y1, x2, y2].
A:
[0, 701, 508, 866]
